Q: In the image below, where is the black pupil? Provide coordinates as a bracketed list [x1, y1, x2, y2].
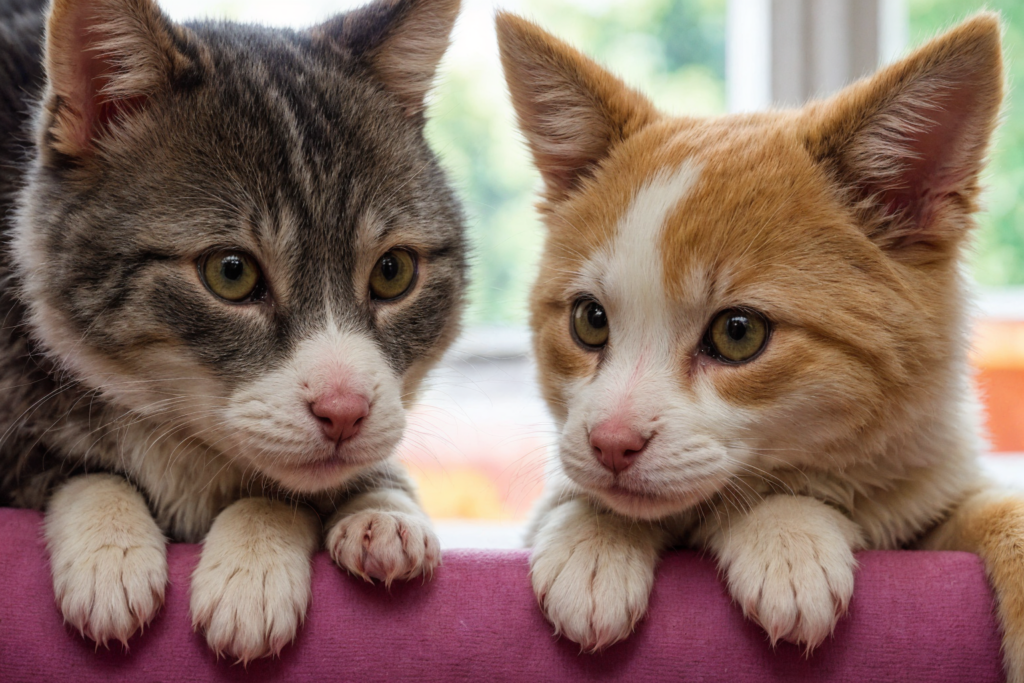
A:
[727, 316, 748, 341]
[587, 303, 607, 330]
[380, 254, 399, 281]
[221, 255, 245, 282]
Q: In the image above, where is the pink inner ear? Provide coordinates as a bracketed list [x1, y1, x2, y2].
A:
[96, 94, 148, 130]
[872, 81, 983, 244]
[59, 5, 148, 152]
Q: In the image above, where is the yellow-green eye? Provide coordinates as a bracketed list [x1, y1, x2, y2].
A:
[706, 309, 770, 363]
[370, 249, 416, 301]
[572, 298, 609, 349]
[200, 250, 262, 303]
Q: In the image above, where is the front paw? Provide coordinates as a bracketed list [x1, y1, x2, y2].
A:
[717, 497, 860, 650]
[45, 474, 167, 648]
[190, 546, 311, 663]
[51, 539, 167, 647]
[190, 499, 316, 663]
[327, 510, 440, 585]
[530, 502, 659, 652]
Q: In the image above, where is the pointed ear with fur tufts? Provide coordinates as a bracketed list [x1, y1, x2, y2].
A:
[43, 0, 199, 158]
[495, 12, 657, 205]
[316, 0, 461, 118]
[804, 12, 1004, 254]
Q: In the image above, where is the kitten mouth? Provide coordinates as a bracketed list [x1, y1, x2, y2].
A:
[594, 481, 713, 519]
[287, 452, 351, 476]
[605, 482, 662, 499]
[605, 484, 688, 507]
[253, 439, 386, 494]
[283, 435, 377, 476]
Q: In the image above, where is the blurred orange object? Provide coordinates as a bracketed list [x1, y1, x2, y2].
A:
[974, 320, 1024, 452]
[398, 405, 549, 521]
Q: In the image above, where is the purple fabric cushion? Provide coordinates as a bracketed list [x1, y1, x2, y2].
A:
[0, 507, 1004, 682]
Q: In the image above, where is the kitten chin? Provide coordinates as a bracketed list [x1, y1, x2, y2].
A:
[588, 484, 710, 521]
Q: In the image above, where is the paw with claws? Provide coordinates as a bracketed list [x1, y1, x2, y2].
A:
[715, 496, 862, 650]
[529, 500, 660, 651]
[46, 474, 168, 649]
[51, 540, 167, 648]
[327, 510, 441, 585]
[190, 548, 311, 663]
[189, 499, 318, 663]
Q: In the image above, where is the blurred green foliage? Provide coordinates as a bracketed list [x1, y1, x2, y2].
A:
[909, 1, 1024, 287]
[426, 0, 726, 326]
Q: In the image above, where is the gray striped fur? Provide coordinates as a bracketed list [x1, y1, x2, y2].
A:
[0, 0, 467, 542]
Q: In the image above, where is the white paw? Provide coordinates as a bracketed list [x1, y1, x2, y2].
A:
[530, 501, 659, 652]
[45, 474, 167, 648]
[717, 496, 861, 650]
[52, 540, 167, 647]
[327, 510, 440, 585]
[190, 554, 309, 663]
[190, 499, 317, 663]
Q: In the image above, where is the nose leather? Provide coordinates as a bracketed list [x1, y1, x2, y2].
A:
[589, 420, 648, 474]
[310, 391, 370, 444]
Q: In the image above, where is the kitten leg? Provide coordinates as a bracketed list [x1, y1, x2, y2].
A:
[528, 497, 666, 652]
[922, 490, 1024, 683]
[190, 498, 318, 663]
[708, 495, 863, 651]
[326, 489, 440, 585]
[45, 474, 167, 647]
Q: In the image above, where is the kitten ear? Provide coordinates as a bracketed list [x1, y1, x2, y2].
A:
[495, 12, 657, 204]
[317, 0, 461, 117]
[804, 12, 1004, 252]
[44, 0, 196, 158]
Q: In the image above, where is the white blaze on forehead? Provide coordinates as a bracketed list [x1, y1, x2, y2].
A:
[606, 159, 703, 305]
[579, 159, 703, 339]
[569, 159, 704, 425]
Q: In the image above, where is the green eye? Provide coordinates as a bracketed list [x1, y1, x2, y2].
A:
[200, 250, 262, 303]
[706, 309, 769, 363]
[370, 249, 417, 301]
[572, 298, 609, 349]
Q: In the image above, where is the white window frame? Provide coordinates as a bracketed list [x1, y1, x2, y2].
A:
[727, 0, 908, 112]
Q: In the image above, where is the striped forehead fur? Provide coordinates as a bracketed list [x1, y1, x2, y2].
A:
[581, 160, 702, 301]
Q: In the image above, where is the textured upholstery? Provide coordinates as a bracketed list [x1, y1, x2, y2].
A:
[0, 507, 1004, 682]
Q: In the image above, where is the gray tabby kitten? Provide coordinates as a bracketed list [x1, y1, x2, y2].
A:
[0, 0, 466, 662]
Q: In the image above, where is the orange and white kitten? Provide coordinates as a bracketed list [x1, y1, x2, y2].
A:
[498, 10, 1024, 679]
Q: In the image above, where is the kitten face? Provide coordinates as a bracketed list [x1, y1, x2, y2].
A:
[500, 13, 1001, 519]
[15, 0, 466, 493]
[534, 125, 918, 519]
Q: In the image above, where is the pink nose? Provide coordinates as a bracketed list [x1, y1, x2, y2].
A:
[310, 392, 370, 444]
[589, 420, 648, 474]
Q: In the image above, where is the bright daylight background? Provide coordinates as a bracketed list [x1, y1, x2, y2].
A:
[160, 0, 1024, 547]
